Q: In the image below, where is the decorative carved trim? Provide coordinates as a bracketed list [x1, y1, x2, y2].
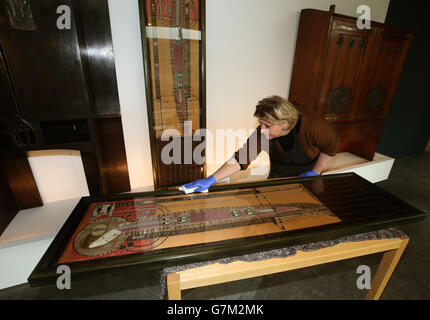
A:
[4, 0, 36, 31]
[7, 115, 39, 147]
[325, 85, 352, 115]
[330, 20, 357, 32]
[367, 87, 386, 112]
[359, 38, 367, 48]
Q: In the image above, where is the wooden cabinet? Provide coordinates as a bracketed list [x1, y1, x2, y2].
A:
[355, 28, 412, 121]
[289, 5, 413, 160]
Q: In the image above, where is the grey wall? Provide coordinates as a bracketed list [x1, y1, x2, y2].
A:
[377, 0, 430, 157]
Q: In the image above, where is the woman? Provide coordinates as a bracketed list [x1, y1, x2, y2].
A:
[182, 95, 339, 193]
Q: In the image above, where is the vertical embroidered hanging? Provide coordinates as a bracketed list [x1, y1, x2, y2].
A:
[140, 0, 205, 188]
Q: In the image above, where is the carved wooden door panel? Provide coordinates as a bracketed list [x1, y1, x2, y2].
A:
[354, 28, 413, 120]
[316, 21, 373, 121]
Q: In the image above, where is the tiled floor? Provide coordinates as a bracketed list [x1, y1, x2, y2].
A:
[1, 152, 429, 300]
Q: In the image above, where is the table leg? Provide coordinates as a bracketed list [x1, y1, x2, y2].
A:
[365, 238, 409, 300]
[167, 272, 182, 300]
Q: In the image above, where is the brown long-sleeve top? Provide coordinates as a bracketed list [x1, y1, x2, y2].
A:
[233, 106, 340, 171]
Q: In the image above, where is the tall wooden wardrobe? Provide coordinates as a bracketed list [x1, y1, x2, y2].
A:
[289, 5, 414, 160]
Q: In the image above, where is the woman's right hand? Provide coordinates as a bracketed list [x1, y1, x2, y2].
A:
[181, 176, 217, 193]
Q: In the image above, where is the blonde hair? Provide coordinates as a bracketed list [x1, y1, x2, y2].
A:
[253, 95, 300, 130]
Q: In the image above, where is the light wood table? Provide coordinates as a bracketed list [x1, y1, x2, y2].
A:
[166, 236, 409, 300]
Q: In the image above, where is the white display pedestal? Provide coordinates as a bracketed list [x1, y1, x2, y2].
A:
[0, 198, 80, 290]
[229, 152, 394, 184]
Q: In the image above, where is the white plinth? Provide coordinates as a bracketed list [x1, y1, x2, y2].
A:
[0, 198, 80, 290]
[229, 152, 394, 184]
[322, 152, 394, 183]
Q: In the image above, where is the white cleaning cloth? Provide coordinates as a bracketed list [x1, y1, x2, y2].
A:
[179, 185, 208, 194]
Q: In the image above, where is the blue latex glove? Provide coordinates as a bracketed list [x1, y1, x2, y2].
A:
[299, 170, 319, 177]
[181, 176, 216, 193]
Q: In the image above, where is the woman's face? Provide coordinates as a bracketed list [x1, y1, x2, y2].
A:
[258, 118, 291, 140]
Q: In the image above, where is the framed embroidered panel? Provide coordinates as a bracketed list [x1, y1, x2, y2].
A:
[28, 173, 426, 286]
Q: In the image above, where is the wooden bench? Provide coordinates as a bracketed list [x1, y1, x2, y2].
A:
[166, 236, 409, 300]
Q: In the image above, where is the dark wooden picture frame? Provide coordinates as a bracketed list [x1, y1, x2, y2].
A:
[28, 173, 427, 287]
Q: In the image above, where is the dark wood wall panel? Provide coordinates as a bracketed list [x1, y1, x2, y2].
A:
[0, 165, 18, 235]
[80, 150, 103, 196]
[0, 44, 15, 118]
[0, 0, 130, 236]
[91, 118, 130, 195]
[1, 0, 91, 118]
[72, 0, 120, 115]
[0, 152, 42, 210]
